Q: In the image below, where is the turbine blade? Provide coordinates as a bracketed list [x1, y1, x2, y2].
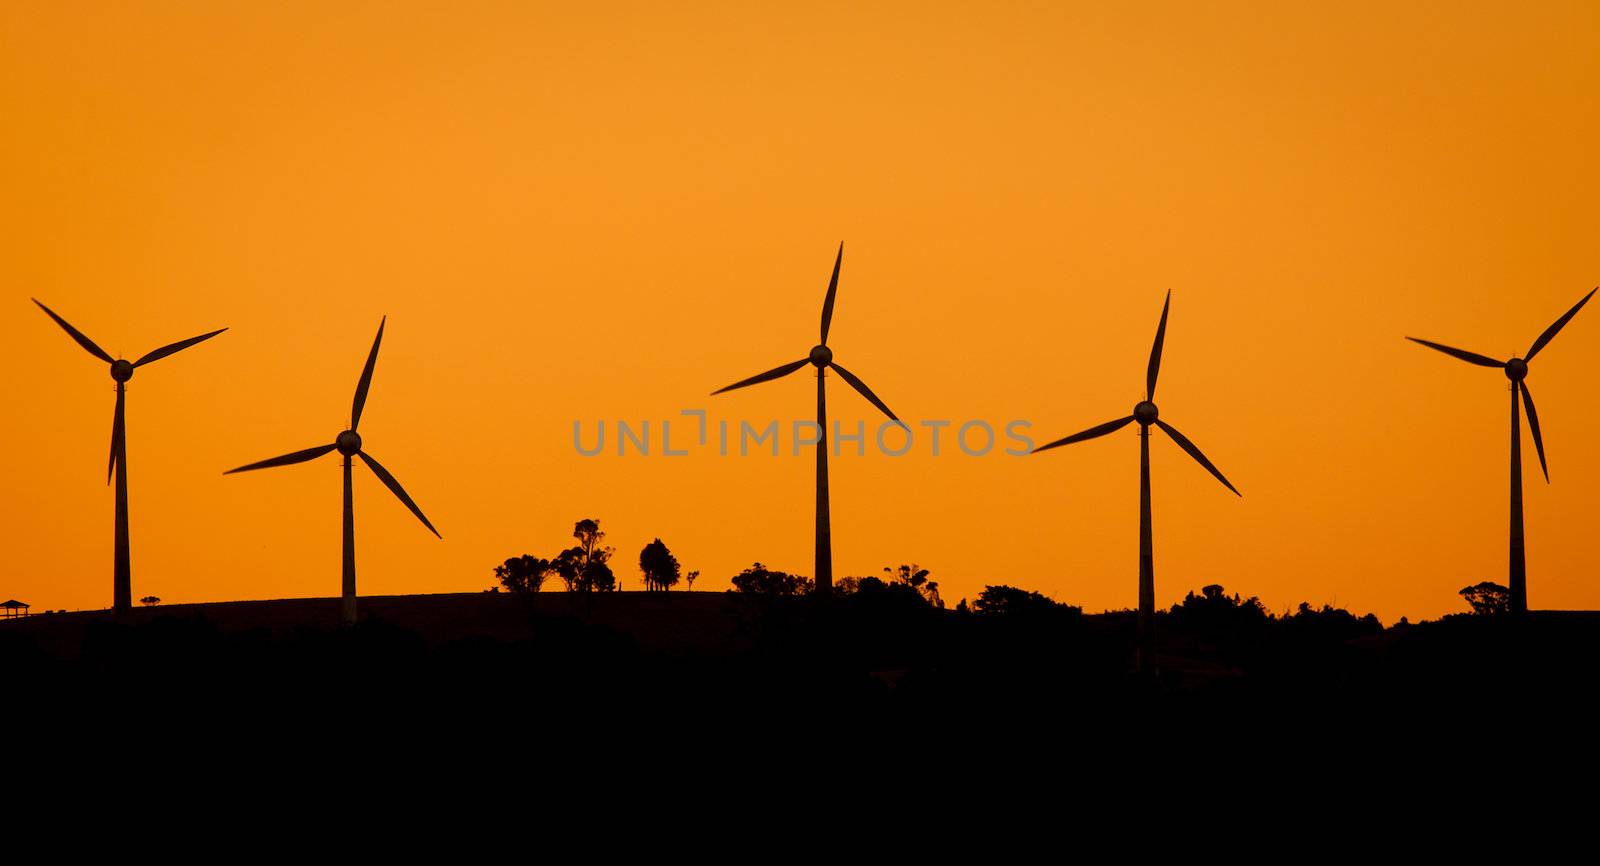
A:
[133, 327, 228, 367]
[32, 299, 113, 364]
[225, 443, 337, 474]
[1147, 290, 1170, 400]
[829, 361, 903, 426]
[1527, 287, 1596, 361]
[1033, 415, 1135, 454]
[351, 316, 386, 431]
[1404, 337, 1503, 368]
[711, 358, 810, 395]
[1520, 381, 1549, 483]
[1155, 419, 1240, 496]
[358, 451, 440, 538]
[108, 388, 124, 485]
[820, 243, 842, 346]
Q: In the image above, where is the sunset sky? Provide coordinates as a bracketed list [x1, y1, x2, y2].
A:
[2, 1, 1597, 622]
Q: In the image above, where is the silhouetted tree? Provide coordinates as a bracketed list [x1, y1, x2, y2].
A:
[961, 585, 1084, 671]
[729, 562, 811, 596]
[884, 563, 943, 608]
[554, 518, 615, 593]
[639, 538, 681, 591]
[1163, 584, 1273, 662]
[834, 576, 863, 596]
[553, 548, 582, 591]
[830, 576, 938, 661]
[585, 560, 617, 593]
[1168, 584, 1270, 630]
[574, 518, 607, 562]
[1460, 581, 1511, 616]
[685, 570, 700, 591]
[1281, 601, 1383, 640]
[139, 596, 160, 607]
[973, 585, 1080, 618]
[494, 555, 552, 593]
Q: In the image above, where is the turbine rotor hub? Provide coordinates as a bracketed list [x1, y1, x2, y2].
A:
[110, 360, 134, 382]
[336, 430, 363, 456]
[1134, 400, 1159, 425]
[809, 344, 833, 367]
[1505, 358, 1528, 381]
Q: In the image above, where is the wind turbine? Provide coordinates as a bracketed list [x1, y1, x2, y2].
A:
[226, 317, 439, 624]
[1032, 291, 1239, 673]
[1406, 287, 1595, 616]
[32, 299, 226, 616]
[711, 244, 903, 596]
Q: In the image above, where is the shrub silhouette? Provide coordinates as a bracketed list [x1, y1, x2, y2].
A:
[1280, 601, 1383, 641]
[729, 562, 811, 596]
[493, 555, 552, 593]
[885, 564, 943, 608]
[584, 560, 617, 593]
[972, 584, 1080, 619]
[1459, 582, 1511, 616]
[1167, 584, 1270, 633]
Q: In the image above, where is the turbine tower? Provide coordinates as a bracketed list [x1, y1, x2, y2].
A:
[1032, 291, 1239, 673]
[711, 244, 904, 596]
[226, 317, 439, 624]
[1406, 287, 1595, 615]
[32, 299, 226, 616]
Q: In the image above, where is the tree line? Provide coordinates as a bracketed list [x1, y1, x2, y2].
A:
[493, 518, 700, 595]
[494, 518, 1508, 621]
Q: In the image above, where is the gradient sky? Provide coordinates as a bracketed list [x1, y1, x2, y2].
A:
[2, 1, 1597, 622]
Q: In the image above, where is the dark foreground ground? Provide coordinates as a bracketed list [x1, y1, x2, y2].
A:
[6, 590, 1597, 743]
[9, 593, 1591, 813]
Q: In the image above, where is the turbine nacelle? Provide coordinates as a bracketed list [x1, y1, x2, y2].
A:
[809, 344, 833, 367]
[336, 429, 363, 456]
[1505, 357, 1528, 381]
[1134, 400, 1159, 425]
[110, 359, 134, 382]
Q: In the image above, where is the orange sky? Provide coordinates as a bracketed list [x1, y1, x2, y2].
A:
[2, 1, 1597, 622]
